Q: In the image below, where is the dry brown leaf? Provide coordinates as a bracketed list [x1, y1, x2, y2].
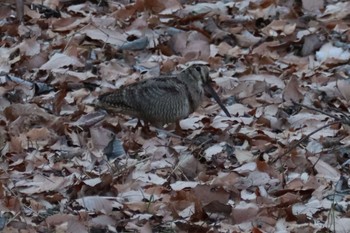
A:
[75, 196, 122, 213]
[45, 214, 79, 226]
[336, 79, 350, 101]
[40, 53, 84, 70]
[261, 20, 296, 37]
[170, 181, 198, 191]
[169, 31, 210, 61]
[17, 174, 75, 194]
[1, 0, 350, 232]
[18, 38, 41, 56]
[308, 156, 340, 181]
[320, 2, 350, 21]
[231, 202, 259, 224]
[302, 0, 324, 11]
[283, 76, 304, 103]
[52, 17, 89, 32]
[235, 30, 262, 48]
[144, 0, 182, 14]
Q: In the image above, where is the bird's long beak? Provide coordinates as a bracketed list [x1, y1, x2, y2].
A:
[204, 84, 231, 117]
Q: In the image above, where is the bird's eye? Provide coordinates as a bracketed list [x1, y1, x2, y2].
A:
[195, 66, 201, 72]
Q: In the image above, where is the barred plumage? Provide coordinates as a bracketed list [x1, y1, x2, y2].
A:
[97, 64, 230, 126]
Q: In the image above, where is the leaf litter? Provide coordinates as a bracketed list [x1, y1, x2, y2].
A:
[1, 0, 350, 232]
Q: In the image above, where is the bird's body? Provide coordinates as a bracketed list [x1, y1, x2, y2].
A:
[97, 65, 230, 126]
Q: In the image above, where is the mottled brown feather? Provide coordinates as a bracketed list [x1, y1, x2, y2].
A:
[97, 64, 230, 126]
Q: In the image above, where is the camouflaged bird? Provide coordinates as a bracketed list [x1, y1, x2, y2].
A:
[97, 64, 231, 127]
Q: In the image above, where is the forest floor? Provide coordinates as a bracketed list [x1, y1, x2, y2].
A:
[1, 0, 350, 232]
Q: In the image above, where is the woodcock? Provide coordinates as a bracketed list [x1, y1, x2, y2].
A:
[97, 64, 231, 127]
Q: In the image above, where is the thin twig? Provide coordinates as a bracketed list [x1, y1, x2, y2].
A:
[292, 101, 343, 122]
[271, 121, 340, 163]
